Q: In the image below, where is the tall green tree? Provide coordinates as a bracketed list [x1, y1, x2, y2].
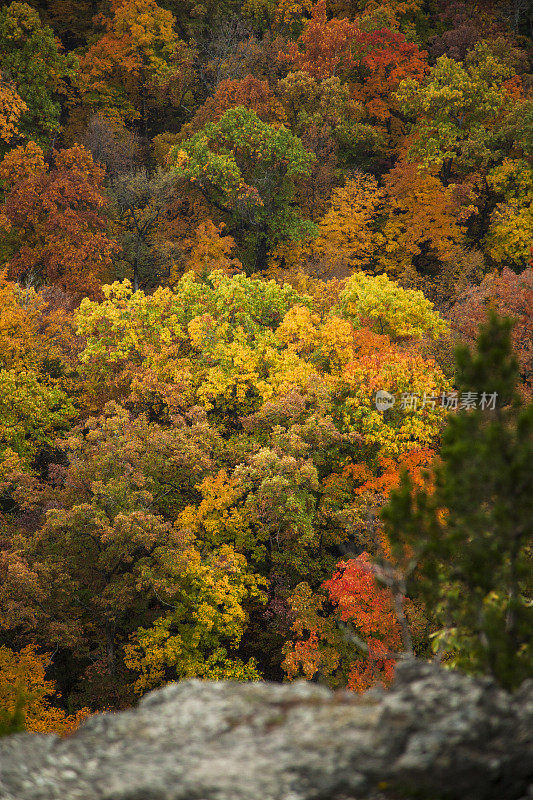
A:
[396, 41, 522, 183]
[382, 313, 533, 689]
[169, 107, 317, 272]
[0, 2, 77, 145]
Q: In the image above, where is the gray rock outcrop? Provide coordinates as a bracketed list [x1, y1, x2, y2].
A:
[1, 661, 532, 800]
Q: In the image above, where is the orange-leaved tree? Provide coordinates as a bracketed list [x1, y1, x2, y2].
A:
[282, 553, 402, 691]
[0, 644, 89, 735]
[284, 1, 359, 81]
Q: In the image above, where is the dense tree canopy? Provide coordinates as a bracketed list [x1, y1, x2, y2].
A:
[169, 107, 317, 271]
[0, 0, 530, 734]
[0, 2, 77, 144]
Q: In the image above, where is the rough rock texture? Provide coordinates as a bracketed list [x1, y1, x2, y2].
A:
[1, 662, 532, 800]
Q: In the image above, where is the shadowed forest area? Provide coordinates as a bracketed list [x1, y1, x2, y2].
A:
[0, 0, 531, 735]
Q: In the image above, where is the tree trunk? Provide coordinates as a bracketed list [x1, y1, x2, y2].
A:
[105, 620, 116, 677]
[254, 234, 269, 274]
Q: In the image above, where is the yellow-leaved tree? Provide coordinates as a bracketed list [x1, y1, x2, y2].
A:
[340, 271, 448, 340]
[485, 159, 533, 270]
[269, 173, 385, 278]
[0, 77, 27, 145]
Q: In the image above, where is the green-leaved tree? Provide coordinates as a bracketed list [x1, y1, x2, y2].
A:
[382, 312, 533, 689]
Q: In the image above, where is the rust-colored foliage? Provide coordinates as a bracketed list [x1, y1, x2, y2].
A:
[284, 1, 359, 80]
[0, 143, 118, 298]
[379, 159, 466, 288]
[182, 75, 287, 137]
[448, 267, 533, 397]
[353, 28, 428, 122]
[0, 0, 529, 715]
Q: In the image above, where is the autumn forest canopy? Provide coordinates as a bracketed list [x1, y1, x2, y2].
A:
[0, 0, 532, 735]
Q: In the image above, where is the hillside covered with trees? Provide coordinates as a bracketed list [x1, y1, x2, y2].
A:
[0, 0, 531, 734]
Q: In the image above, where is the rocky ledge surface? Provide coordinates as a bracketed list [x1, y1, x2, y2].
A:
[0, 661, 532, 800]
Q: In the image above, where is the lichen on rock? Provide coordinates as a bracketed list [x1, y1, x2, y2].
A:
[0, 662, 532, 800]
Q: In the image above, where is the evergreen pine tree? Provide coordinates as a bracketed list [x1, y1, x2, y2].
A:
[382, 312, 533, 689]
[0, 693, 26, 737]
